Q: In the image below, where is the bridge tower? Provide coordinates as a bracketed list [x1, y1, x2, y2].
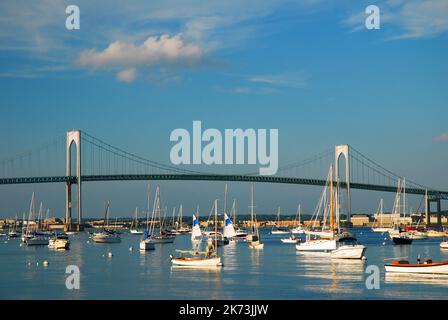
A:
[426, 195, 442, 226]
[335, 145, 351, 224]
[65, 130, 82, 231]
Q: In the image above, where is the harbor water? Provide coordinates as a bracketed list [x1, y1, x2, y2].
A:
[1, 228, 447, 299]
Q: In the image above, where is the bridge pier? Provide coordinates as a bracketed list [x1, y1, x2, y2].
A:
[66, 130, 83, 231]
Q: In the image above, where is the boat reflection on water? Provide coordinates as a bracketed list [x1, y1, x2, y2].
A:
[296, 253, 366, 295]
[385, 272, 448, 286]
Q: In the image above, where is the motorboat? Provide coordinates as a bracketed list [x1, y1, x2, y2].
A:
[92, 229, 121, 243]
[440, 241, 448, 249]
[331, 238, 366, 259]
[385, 259, 448, 274]
[48, 233, 70, 250]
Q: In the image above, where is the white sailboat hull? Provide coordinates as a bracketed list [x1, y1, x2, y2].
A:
[130, 230, 143, 235]
[296, 239, 336, 252]
[151, 236, 175, 244]
[440, 242, 448, 249]
[281, 238, 298, 244]
[385, 262, 448, 274]
[403, 231, 428, 240]
[139, 239, 155, 250]
[271, 230, 289, 235]
[304, 230, 334, 238]
[371, 227, 392, 233]
[427, 230, 448, 238]
[171, 256, 222, 267]
[290, 227, 305, 234]
[92, 233, 121, 243]
[331, 245, 366, 259]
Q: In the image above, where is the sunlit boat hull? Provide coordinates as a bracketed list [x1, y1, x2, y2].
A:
[427, 230, 448, 238]
[331, 245, 366, 259]
[271, 230, 290, 235]
[304, 230, 334, 238]
[171, 256, 222, 267]
[371, 227, 392, 233]
[296, 239, 336, 251]
[130, 230, 143, 235]
[248, 241, 264, 249]
[48, 238, 70, 250]
[281, 238, 298, 244]
[139, 239, 155, 250]
[291, 227, 305, 234]
[151, 236, 175, 244]
[92, 234, 121, 243]
[440, 242, 448, 249]
[385, 261, 448, 274]
[403, 231, 428, 240]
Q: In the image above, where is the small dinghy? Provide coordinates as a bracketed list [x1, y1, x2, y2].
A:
[281, 234, 298, 244]
[385, 259, 448, 274]
[170, 200, 223, 268]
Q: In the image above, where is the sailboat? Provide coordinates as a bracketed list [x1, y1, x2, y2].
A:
[296, 163, 366, 259]
[191, 212, 202, 243]
[170, 199, 223, 268]
[147, 185, 175, 244]
[271, 207, 290, 235]
[24, 193, 51, 246]
[371, 199, 391, 233]
[92, 202, 121, 243]
[387, 178, 418, 243]
[247, 183, 264, 249]
[140, 187, 155, 250]
[291, 204, 304, 234]
[231, 199, 248, 240]
[130, 207, 143, 235]
[175, 205, 191, 234]
[8, 214, 19, 238]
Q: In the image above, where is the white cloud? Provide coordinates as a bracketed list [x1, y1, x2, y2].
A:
[434, 133, 448, 142]
[249, 73, 306, 88]
[116, 68, 137, 83]
[344, 0, 448, 39]
[390, 0, 448, 39]
[78, 34, 203, 70]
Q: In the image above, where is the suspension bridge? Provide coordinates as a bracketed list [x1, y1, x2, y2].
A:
[0, 130, 446, 231]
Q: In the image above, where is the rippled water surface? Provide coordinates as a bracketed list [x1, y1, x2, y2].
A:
[1, 228, 447, 299]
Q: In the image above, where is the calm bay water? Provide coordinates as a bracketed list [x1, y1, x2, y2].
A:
[1, 228, 448, 299]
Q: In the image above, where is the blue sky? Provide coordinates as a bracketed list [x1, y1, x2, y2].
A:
[0, 0, 447, 218]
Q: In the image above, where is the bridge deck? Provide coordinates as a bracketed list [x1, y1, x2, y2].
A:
[0, 174, 447, 199]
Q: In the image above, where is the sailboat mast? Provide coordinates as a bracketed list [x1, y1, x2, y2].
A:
[224, 183, 228, 214]
[329, 163, 335, 235]
[250, 183, 254, 234]
[214, 199, 218, 253]
[425, 189, 428, 226]
[146, 185, 151, 232]
[403, 178, 406, 217]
